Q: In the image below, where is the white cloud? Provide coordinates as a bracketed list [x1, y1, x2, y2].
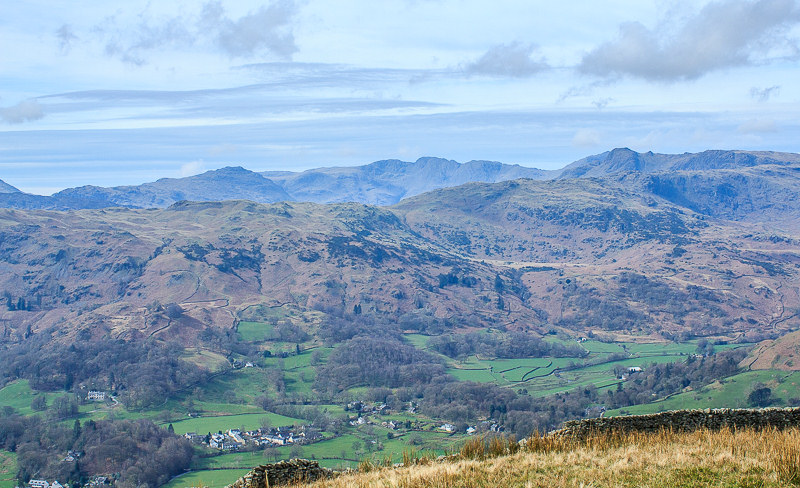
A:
[94, 1, 299, 66]
[208, 1, 298, 59]
[572, 129, 602, 147]
[1, 100, 44, 124]
[463, 42, 548, 78]
[579, 0, 800, 82]
[180, 160, 206, 177]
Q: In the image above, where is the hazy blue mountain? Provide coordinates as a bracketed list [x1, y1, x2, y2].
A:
[54, 166, 293, 208]
[263, 157, 553, 205]
[0, 178, 20, 193]
[559, 148, 800, 179]
[0, 191, 117, 210]
[3, 150, 800, 211]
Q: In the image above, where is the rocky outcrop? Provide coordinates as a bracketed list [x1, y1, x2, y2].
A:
[552, 407, 800, 439]
[226, 459, 336, 488]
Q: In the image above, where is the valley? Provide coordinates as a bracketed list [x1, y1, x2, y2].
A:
[2, 149, 800, 487]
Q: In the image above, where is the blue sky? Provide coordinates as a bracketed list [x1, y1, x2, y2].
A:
[1, 0, 799, 194]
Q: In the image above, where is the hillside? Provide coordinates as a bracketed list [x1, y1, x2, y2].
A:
[4, 153, 800, 488]
[1, 168, 800, 347]
[235, 427, 800, 488]
[0, 179, 19, 194]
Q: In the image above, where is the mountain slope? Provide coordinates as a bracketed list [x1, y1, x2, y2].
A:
[0, 179, 19, 193]
[53, 166, 292, 208]
[263, 157, 552, 205]
[2, 168, 800, 348]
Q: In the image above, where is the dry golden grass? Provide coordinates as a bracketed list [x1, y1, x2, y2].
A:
[307, 428, 800, 488]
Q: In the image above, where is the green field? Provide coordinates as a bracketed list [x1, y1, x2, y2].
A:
[167, 412, 305, 435]
[0, 451, 17, 488]
[0, 380, 49, 416]
[237, 321, 275, 342]
[163, 468, 249, 488]
[437, 339, 752, 400]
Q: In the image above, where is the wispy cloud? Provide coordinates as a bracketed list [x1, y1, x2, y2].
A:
[572, 128, 602, 147]
[55, 24, 78, 54]
[579, 0, 800, 82]
[1, 100, 44, 124]
[750, 85, 781, 102]
[737, 118, 778, 133]
[463, 42, 549, 78]
[180, 160, 206, 177]
[93, 1, 299, 66]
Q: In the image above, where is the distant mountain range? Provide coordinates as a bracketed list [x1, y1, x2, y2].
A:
[559, 148, 800, 179]
[262, 157, 550, 205]
[1, 149, 799, 210]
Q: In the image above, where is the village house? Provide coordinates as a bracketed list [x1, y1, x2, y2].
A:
[439, 423, 456, 433]
[87, 391, 106, 401]
[28, 480, 49, 488]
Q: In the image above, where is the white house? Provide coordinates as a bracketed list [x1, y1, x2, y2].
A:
[628, 367, 643, 373]
[29, 480, 49, 488]
[87, 391, 106, 401]
[439, 423, 456, 433]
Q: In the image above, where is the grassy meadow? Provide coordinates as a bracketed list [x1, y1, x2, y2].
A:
[308, 427, 800, 488]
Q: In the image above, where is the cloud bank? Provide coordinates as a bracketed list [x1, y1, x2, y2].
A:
[579, 0, 800, 81]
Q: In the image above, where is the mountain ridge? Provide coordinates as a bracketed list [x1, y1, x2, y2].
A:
[1, 149, 799, 211]
[0, 178, 19, 193]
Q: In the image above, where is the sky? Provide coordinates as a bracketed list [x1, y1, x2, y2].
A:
[1, 0, 800, 194]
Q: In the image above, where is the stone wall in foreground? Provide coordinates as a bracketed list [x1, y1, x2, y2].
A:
[553, 407, 800, 439]
[226, 459, 335, 488]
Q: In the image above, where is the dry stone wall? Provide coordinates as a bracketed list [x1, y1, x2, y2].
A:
[552, 407, 800, 439]
[226, 459, 335, 488]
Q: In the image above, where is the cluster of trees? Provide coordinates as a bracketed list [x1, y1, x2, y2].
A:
[314, 337, 446, 391]
[0, 413, 193, 488]
[428, 331, 587, 359]
[0, 334, 208, 409]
